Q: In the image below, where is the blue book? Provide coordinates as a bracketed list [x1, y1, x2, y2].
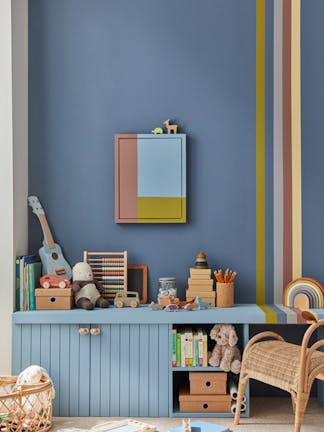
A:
[28, 262, 42, 311]
[168, 421, 229, 432]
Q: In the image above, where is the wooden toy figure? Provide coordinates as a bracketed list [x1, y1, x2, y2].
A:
[163, 119, 178, 134]
[152, 127, 163, 134]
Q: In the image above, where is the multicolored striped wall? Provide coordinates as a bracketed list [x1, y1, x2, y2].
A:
[256, 0, 303, 307]
[29, 1, 324, 303]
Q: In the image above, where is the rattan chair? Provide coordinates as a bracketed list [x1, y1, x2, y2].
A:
[234, 310, 324, 432]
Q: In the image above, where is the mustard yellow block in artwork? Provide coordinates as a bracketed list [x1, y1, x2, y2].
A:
[137, 197, 186, 223]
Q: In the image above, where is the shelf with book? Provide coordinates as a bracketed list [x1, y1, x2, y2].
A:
[169, 323, 249, 418]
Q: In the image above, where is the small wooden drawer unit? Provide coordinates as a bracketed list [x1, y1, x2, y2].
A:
[179, 386, 231, 413]
[35, 288, 74, 310]
[189, 372, 227, 395]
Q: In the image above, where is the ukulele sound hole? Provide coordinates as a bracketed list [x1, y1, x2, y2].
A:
[203, 403, 208, 409]
[52, 252, 58, 260]
[50, 297, 56, 303]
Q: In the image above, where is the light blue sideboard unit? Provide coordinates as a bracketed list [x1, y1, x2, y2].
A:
[12, 305, 266, 417]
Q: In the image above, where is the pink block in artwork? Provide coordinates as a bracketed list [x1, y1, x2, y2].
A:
[115, 135, 138, 221]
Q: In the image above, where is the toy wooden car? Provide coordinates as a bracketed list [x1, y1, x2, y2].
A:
[40, 274, 71, 289]
[114, 291, 140, 308]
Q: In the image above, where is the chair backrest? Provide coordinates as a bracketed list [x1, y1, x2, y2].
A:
[299, 311, 324, 391]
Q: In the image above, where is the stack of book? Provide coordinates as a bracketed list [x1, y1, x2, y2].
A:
[186, 268, 215, 306]
[15, 254, 42, 311]
[171, 328, 208, 367]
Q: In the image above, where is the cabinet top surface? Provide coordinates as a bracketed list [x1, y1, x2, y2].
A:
[13, 304, 323, 325]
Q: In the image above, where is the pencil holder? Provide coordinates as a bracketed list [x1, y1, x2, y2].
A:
[216, 282, 234, 308]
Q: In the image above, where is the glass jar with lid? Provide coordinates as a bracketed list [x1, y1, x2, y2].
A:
[158, 277, 177, 300]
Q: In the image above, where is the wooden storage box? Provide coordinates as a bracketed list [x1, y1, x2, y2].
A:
[35, 288, 73, 310]
[179, 386, 231, 413]
[189, 372, 227, 395]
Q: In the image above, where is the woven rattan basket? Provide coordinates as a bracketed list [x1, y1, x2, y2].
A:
[0, 376, 52, 432]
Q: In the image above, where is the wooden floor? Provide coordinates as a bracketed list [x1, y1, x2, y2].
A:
[53, 397, 324, 431]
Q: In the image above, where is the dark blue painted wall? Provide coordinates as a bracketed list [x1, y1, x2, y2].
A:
[29, 0, 256, 302]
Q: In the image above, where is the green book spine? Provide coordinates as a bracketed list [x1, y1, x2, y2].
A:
[28, 264, 35, 311]
[171, 329, 177, 367]
[15, 258, 21, 311]
[176, 332, 181, 367]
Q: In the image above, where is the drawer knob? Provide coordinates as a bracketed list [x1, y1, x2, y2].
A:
[79, 328, 90, 335]
[90, 328, 101, 336]
[203, 403, 209, 409]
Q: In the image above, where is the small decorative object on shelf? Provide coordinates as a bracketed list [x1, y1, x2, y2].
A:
[151, 127, 163, 134]
[163, 119, 178, 134]
[114, 291, 140, 308]
[27, 195, 72, 280]
[35, 287, 74, 310]
[40, 274, 71, 289]
[83, 251, 127, 298]
[164, 303, 179, 312]
[194, 296, 210, 310]
[72, 262, 109, 310]
[208, 324, 241, 374]
[194, 251, 209, 269]
[149, 301, 163, 311]
[283, 277, 324, 308]
[158, 277, 177, 304]
[214, 268, 236, 308]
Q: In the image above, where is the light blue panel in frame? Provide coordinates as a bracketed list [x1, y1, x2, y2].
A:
[40, 325, 51, 372]
[158, 324, 170, 417]
[100, 324, 111, 416]
[90, 324, 101, 416]
[21, 324, 31, 369]
[69, 325, 80, 416]
[50, 325, 60, 416]
[119, 324, 130, 416]
[139, 324, 149, 416]
[129, 325, 140, 416]
[59, 325, 70, 416]
[78, 324, 90, 416]
[137, 136, 183, 197]
[31, 325, 41, 365]
[110, 325, 121, 415]
[148, 324, 159, 416]
[12, 324, 22, 374]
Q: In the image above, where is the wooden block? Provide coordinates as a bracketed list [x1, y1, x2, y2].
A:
[186, 290, 215, 298]
[189, 372, 227, 395]
[188, 278, 214, 288]
[179, 385, 231, 413]
[35, 288, 74, 310]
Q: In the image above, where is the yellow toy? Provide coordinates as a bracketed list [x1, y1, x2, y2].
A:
[163, 119, 178, 134]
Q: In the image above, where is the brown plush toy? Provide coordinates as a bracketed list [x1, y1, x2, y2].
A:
[72, 262, 109, 310]
[208, 324, 241, 374]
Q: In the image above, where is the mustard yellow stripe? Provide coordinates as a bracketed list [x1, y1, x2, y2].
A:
[291, 0, 302, 279]
[256, 0, 266, 304]
[259, 304, 278, 324]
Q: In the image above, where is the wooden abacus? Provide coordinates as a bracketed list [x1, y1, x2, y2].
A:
[83, 251, 127, 298]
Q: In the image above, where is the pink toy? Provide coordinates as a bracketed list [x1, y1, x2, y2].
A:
[208, 324, 241, 374]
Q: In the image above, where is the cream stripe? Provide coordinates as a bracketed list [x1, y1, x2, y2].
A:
[256, 0, 266, 304]
[273, 0, 283, 304]
[291, 0, 302, 279]
[275, 304, 298, 324]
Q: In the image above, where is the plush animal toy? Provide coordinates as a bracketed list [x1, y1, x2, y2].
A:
[72, 262, 109, 310]
[208, 324, 241, 374]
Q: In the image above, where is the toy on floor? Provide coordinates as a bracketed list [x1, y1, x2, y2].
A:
[208, 324, 241, 374]
[91, 419, 157, 432]
[72, 262, 109, 310]
[182, 419, 191, 432]
[163, 119, 178, 134]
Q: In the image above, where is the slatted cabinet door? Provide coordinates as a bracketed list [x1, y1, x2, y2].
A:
[12, 323, 170, 417]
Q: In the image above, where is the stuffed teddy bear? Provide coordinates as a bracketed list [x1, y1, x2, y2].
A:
[208, 324, 241, 374]
[72, 262, 109, 310]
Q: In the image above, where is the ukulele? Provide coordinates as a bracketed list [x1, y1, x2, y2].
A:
[28, 196, 72, 280]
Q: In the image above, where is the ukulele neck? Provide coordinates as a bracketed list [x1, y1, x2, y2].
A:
[39, 214, 55, 250]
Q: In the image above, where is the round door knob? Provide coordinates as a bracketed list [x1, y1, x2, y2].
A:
[90, 328, 101, 336]
[79, 328, 90, 335]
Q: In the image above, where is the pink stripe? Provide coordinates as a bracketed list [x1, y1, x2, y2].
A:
[115, 135, 137, 221]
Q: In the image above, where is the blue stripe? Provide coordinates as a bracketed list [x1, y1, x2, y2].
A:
[271, 304, 287, 323]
